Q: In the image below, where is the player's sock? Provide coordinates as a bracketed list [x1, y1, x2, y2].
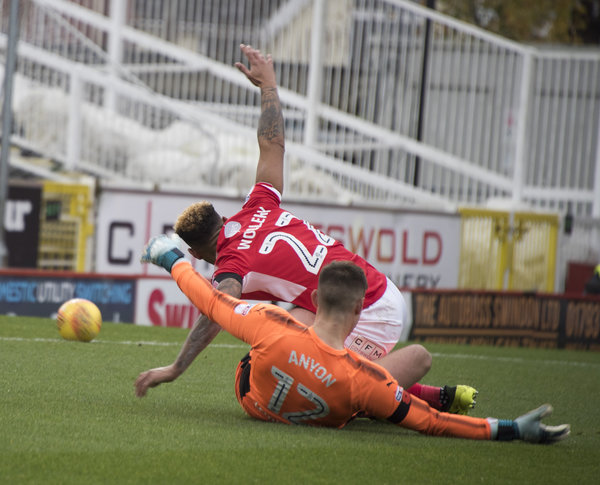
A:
[406, 383, 444, 410]
[440, 385, 455, 411]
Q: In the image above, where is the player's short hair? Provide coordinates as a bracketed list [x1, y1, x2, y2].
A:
[174, 201, 222, 247]
[317, 261, 367, 313]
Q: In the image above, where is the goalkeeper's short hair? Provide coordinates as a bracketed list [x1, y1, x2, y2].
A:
[317, 261, 367, 313]
[174, 201, 222, 248]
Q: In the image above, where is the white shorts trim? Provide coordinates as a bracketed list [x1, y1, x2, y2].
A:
[344, 278, 406, 360]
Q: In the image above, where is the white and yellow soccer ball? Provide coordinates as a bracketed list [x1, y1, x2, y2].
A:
[56, 298, 102, 342]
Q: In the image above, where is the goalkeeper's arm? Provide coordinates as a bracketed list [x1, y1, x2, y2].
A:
[388, 393, 569, 444]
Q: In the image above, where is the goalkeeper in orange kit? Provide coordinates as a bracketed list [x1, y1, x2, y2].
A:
[137, 234, 570, 443]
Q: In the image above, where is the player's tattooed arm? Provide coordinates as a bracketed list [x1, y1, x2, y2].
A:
[134, 277, 243, 397]
[255, 83, 285, 193]
[235, 44, 285, 193]
[258, 87, 284, 146]
[172, 315, 220, 375]
[173, 277, 243, 375]
[216, 276, 243, 298]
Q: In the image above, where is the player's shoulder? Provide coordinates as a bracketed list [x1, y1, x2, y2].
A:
[243, 183, 282, 208]
[261, 305, 308, 331]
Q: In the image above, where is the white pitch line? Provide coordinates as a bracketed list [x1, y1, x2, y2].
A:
[0, 336, 248, 349]
[1, 336, 598, 368]
[431, 352, 600, 369]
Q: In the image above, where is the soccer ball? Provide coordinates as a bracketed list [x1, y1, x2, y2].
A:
[56, 298, 102, 342]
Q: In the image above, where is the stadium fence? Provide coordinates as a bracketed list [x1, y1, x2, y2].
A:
[1, 0, 599, 288]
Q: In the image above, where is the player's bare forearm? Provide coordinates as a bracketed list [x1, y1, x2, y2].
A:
[134, 276, 242, 398]
[134, 314, 220, 398]
[255, 84, 285, 192]
[235, 43, 284, 193]
[258, 87, 284, 150]
[173, 315, 221, 374]
[172, 277, 243, 374]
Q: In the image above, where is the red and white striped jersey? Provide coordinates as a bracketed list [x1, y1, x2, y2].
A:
[213, 183, 387, 311]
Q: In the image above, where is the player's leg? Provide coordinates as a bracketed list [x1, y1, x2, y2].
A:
[407, 383, 478, 414]
[372, 345, 477, 414]
[375, 344, 431, 388]
[352, 280, 477, 414]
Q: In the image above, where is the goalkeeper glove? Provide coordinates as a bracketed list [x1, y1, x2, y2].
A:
[141, 234, 185, 272]
[514, 404, 570, 444]
[492, 404, 570, 443]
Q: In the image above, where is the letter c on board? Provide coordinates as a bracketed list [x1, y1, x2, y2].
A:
[108, 221, 134, 264]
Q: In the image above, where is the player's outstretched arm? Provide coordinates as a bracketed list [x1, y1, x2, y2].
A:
[134, 314, 221, 398]
[393, 393, 570, 444]
[159, 276, 243, 383]
[136, 235, 242, 398]
[235, 44, 284, 194]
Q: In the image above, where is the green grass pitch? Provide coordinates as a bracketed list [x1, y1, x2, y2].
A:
[1, 315, 599, 484]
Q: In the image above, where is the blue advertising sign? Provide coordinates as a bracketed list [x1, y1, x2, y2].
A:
[0, 272, 135, 323]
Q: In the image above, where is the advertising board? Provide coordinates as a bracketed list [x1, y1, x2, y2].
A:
[96, 188, 460, 290]
[0, 270, 135, 323]
[410, 290, 600, 350]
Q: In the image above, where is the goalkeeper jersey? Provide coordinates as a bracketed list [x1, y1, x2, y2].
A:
[213, 183, 387, 312]
[175, 260, 403, 426]
[172, 260, 492, 439]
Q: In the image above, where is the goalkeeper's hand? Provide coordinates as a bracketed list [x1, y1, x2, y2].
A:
[141, 234, 185, 272]
[514, 404, 570, 444]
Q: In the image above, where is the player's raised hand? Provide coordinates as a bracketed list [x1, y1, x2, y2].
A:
[141, 234, 185, 272]
[235, 44, 277, 88]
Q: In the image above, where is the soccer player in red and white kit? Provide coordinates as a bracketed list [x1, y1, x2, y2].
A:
[135, 44, 476, 414]
[138, 236, 569, 444]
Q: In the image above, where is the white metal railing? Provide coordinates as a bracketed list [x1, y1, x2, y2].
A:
[1, 0, 599, 216]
